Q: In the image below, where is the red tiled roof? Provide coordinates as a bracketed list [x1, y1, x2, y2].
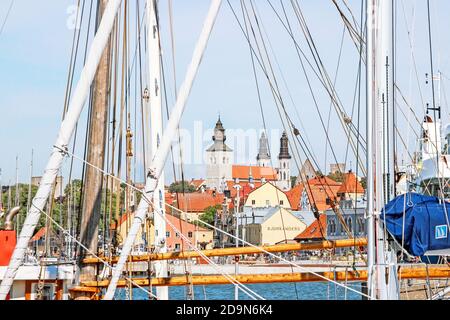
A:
[232, 165, 278, 181]
[308, 176, 342, 187]
[175, 192, 224, 212]
[190, 179, 206, 190]
[295, 215, 327, 240]
[31, 227, 47, 242]
[338, 172, 364, 194]
[287, 177, 340, 211]
[225, 181, 261, 198]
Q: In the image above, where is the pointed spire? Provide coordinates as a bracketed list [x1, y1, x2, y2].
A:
[278, 131, 292, 160]
[207, 116, 233, 152]
[257, 131, 271, 161]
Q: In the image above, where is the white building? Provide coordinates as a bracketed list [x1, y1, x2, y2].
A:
[205, 118, 233, 191]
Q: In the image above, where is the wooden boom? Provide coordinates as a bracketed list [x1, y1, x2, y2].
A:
[78, 265, 450, 288]
[83, 238, 368, 264]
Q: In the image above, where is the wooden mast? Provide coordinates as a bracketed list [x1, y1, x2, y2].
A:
[78, 0, 113, 283]
[83, 238, 369, 264]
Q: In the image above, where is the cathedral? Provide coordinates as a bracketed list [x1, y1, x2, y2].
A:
[205, 118, 292, 191]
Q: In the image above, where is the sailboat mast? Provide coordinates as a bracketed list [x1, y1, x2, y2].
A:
[146, 0, 169, 300]
[366, 0, 377, 299]
[380, 0, 395, 202]
[78, 0, 113, 283]
[0, 0, 122, 300]
[104, 0, 223, 300]
[367, 0, 398, 300]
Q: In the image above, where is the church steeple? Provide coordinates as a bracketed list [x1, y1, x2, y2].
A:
[277, 131, 291, 191]
[205, 117, 234, 191]
[257, 132, 271, 167]
[208, 117, 232, 152]
[278, 131, 291, 160]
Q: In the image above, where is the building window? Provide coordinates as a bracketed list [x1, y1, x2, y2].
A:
[175, 243, 181, 251]
[188, 232, 193, 238]
[280, 200, 284, 205]
[347, 217, 353, 233]
[283, 163, 286, 169]
[358, 217, 364, 234]
[175, 232, 180, 238]
[252, 200, 256, 205]
[328, 218, 336, 236]
[223, 157, 226, 164]
[266, 200, 270, 206]
[166, 231, 170, 238]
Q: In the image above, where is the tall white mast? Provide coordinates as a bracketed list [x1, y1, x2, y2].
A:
[104, 0, 222, 300]
[0, 0, 123, 300]
[380, 0, 395, 202]
[366, 0, 377, 299]
[367, 0, 399, 300]
[146, 0, 169, 300]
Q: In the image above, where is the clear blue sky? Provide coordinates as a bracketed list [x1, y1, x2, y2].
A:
[1, 0, 450, 185]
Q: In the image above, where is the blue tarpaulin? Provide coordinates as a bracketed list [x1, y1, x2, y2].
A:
[382, 193, 450, 257]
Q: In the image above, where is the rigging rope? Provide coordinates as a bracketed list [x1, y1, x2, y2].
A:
[55, 146, 372, 299]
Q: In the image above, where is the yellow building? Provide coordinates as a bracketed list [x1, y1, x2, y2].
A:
[116, 212, 213, 251]
[244, 182, 291, 209]
[245, 207, 306, 246]
[116, 212, 154, 250]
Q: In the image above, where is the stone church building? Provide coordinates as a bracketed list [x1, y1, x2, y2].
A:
[205, 118, 292, 191]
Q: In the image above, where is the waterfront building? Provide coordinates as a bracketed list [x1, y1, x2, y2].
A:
[244, 207, 306, 246]
[243, 182, 291, 209]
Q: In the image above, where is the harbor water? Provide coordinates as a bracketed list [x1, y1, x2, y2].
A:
[115, 282, 364, 300]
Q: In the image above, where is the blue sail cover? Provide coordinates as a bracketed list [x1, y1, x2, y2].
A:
[382, 193, 450, 256]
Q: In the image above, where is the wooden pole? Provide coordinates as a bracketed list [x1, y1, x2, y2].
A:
[78, 265, 450, 288]
[83, 238, 368, 264]
[78, 0, 112, 283]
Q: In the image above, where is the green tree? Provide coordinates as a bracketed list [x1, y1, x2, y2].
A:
[198, 205, 221, 229]
[168, 181, 196, 193]
[327, 171, 345, 183]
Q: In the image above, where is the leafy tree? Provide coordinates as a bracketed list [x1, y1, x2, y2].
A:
[327, 171, 345, 183]
[168, 181, 196, 194]
[198, 205, 221, 229]
[290, 176, 297, 188]
[360, 177, 367, 190]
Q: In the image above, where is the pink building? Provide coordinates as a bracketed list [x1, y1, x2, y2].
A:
[165, 214, 213, 251]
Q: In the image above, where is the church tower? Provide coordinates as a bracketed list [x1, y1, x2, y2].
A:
[277, 131, 292, 191]
[206, 117, 233, 191]
[256, 132, 271, 167]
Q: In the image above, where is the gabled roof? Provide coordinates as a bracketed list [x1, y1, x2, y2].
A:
[294, 215, 327, 240]
[338, 171, 364, 194]
[225, 181, 261, 199]
[31, 227, 47, 242]
[260, 206, 297, 224]
[190, 179, 206, 190]
[292, 211, 317, 227]
[175, 192, 224, 212]
[287, 177, 341, 211]
[232, 165, 278, 181]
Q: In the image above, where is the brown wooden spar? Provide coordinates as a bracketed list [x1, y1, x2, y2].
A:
[82, 238, 368, 264]
[76, 265, 450, 289]
[78, 0, 113, 283]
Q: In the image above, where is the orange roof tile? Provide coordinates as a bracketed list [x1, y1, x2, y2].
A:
[295, 215, 327, 240]
[308, 176, 341, 187]
[31, 227, 47, 242]
[232, 165, 278, 181]
[175, 192, 224, 212]
[287, 178, 340, 211]
[338, 171, 364, 194]
[225, 181, 262, 198]
[190, 179, 206, 190]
